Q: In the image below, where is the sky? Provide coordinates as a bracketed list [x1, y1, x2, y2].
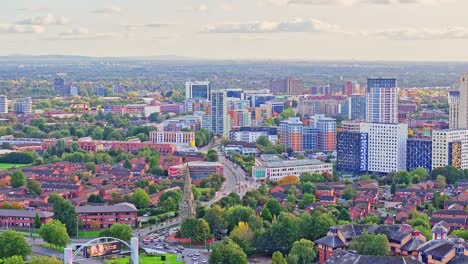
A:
[2, 0, 468, 61]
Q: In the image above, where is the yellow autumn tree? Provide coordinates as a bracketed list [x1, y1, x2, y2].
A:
[277, 175, 299, 185]
[230, 222, 254, 243]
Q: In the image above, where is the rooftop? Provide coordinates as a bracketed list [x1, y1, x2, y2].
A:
[76, 202, 137, 214]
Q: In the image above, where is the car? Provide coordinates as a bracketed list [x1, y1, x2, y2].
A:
[202, 259, 207, 263]
[187, 253, 193, 257]
[193, 256, 198, 261]
[194, 252, 200, 256]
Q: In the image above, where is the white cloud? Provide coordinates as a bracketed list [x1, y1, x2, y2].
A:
[179, 4, 208, 12]
[16, 14, 69, 26]
[92, 6, 122, 14]
[202, 18, 341, 34]
[364, 27, 468, 40]
[55, 27, 123, 40]
[266, 0, 446, 5]
[0, 24, 45, 34]
[124, 23, 170, 31]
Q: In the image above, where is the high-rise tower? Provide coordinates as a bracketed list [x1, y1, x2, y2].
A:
[366, 78, 398, 124]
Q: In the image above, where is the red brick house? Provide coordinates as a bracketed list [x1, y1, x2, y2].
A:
[77, 202, 138, 229]
[0, 209, 53, 229]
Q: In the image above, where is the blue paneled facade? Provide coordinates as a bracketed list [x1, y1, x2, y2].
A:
[337, 131, 368, 174]
[406, 138, 432, 172]
[303, 127, 319, 151]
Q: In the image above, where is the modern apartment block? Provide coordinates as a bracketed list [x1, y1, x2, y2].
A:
[432, 129, 468, 170]
[366, 78, 398, 124]
[13, 97, 32, 114]
[211, 90, 230, 137]
[252, 155, 333, 182]
[342, 94, 366, 120]
[361, 122, 408, 173]
[149, 131, 195, 145]
[279, 117, 304, 152]
[316, 116, 337, 152]
[406, 138, 433, 172]
[337, 131, 368, 174]
[77, 202, 138, 229]
[303, 127, 319, 151]
[0, 95, 8, 114]
[229, 126, 278, 144]
[185, 81, 210, 100]
[448, 73, 468, 129]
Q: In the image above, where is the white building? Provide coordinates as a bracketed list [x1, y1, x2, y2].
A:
[185, 81, 210, 100]
[13, 97, 32, 114]
[366, 78, 398, 124]
[149, 131, 195, 145]
[360, 122, 408, 173]
[0, 95, 8, 114]
[448, 74, 468, 129]
[432, 129, 468, 170]
[229, 130, 278, 144]
[252, 155, 333, 182]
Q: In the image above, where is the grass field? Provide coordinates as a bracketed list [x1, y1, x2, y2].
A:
[0, 163, 30, 170]
[115, 254, 182, 264]
[12, 228, 100, 239]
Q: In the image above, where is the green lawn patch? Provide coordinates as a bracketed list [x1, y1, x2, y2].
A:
[77, 230, 101, 238]
[114, 254, 182, 264]
[0, 163, 30, 170]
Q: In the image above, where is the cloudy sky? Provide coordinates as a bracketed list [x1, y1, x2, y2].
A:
[2, 0, 468, 61]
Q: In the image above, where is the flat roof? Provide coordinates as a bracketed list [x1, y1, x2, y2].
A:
[258, 159, 329, 168]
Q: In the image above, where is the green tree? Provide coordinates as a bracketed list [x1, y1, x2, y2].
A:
[209, 238, 248, 264]
[260, 207, 273, 222]
[29, 256, 62, 264]
[451, 229, 468, 240]
[10, 171, 26, 188]
[349, 231, 389, 256]
[287, 239, 316, 264]
[342, 187, 357, 200]
[299, 172, 324, 184]
[255, 212, 301, 254]
[256, 136, 272, 148]
[0, 230, 31, 260]
[53, 199, 78, 236]
[225, 205, 255, 231]
[272, 251, 287, 264]
[436, 175, 447, 189]
[180, 218, 211, 242]
[264, 118, 276, 127]
[91, 127, 104, 140]
[34, 213, 42, 229]
[161, 197, 177, 212]
[298, 194, 316, 209]
[2, 256, 24, 264]
[123, 159, 132, 169]
[391, 182, 397, 195]
[85, 162, 96, 173]
[39, 220, 70, 247]
[131, 188, 150, 209]
[203, 205, 225, 234]
[360, 215, 380, 225]
[99, 223, 132, 241]
[338, 208, 352, 222]
[87, 194, 104, 203]
[301, 182, 316, 195]
[265, 198, 282, 217]
[27, 180, 42, 195]
[206, 149, 219, 162]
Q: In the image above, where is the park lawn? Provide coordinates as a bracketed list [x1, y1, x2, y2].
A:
[77, 230, 100, 238]
[0, 163, 30, 170]
[115, 254, 182, 264]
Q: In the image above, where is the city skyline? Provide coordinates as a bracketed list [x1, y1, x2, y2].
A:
[1, 0, 468, 61]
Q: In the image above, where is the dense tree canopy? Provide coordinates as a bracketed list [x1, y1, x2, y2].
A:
[0, 230, 31, 260]
[349, 231, 389, 256]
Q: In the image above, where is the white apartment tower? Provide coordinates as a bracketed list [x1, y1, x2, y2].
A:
[0, 95, 8, 114]
[366, 78, 398, 124]
[449, 74, 468, 129]
[432, 129, 468, 170]
[360, 122, 408, 173]
[13, 97, 32, 114]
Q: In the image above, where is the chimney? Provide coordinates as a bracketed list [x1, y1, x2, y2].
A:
[401, 224, 411, 230]
[412, 231, 420, 239]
